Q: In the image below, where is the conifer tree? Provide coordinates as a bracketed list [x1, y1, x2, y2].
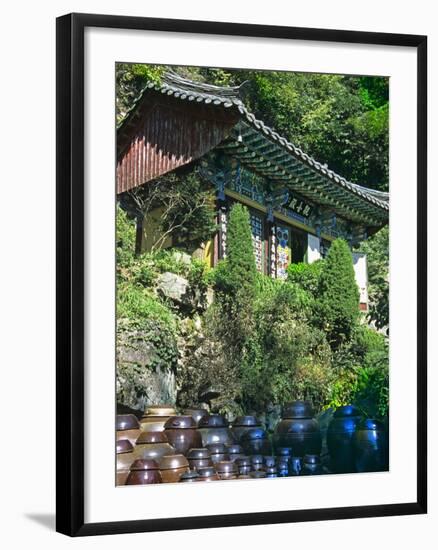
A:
[317, 238, 359, 347]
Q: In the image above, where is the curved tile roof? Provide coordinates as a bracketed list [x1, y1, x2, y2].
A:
[119, 71, 389, 225]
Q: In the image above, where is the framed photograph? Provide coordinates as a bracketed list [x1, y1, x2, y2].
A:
[56, 13, 427, 536]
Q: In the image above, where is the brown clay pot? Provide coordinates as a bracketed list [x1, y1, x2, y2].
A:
[116, 439, 135, 486]
[198, 415, 235, 447]
[116, 414, 141, 446]
[216, 460, 238, 480]
[164, 416, 202, 456]
[133, 430, 176, 461]
[125, 459, 162, 485]
[140, 405, 176, 432]
[159, 454, 190, 483]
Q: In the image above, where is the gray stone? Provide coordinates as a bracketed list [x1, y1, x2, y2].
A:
[157, 271, 201, 310]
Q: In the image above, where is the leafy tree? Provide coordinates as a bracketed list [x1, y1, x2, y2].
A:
[358, 226, 389, 332]
[316, 239, 360, 348]
[120, 168, 217, 254]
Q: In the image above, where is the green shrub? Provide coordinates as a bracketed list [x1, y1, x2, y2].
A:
[287, 260, 324, 297]
[116, 205, 137, 270]
[316, 238, 360, 348]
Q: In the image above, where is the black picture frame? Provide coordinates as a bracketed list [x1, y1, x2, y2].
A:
[56, 12, 427, 537]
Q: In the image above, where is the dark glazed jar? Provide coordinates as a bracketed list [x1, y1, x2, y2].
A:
[126, 459, 162, 485]
[250, 455, 265, 471]
[354, 419, 389, 473]
[226, 444, 245, 462]
[206, 443, 229, 464]
[265, 466, 278, 478]
[183, 408, 209, 426]
[164, 416, 202, 456]
[116, 414, 141, 446]
[302, 454, 323, 475]
[198, 414, 235, 447]
[276, 458, 289, 477]
[186, 448, 213, 470]
[274, 400, 321, 457]
[180, 470, 201, 482]
[327, 405, 361, 473]
[133, 431, 176, 461]
[116, 439, 135, 486]
[231, 415, 261, 443]
[140, 405, 176, 433]
[241, 428, 271, 456]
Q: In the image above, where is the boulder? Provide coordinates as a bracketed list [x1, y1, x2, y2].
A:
[157, 271, 201, 310]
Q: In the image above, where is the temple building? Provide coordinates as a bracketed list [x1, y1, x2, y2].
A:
[117, 72, 389, 310]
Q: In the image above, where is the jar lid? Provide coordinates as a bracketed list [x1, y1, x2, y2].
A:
[333, 405, 361, 418]
[130, 458, 159, 471]
[198, 414, 228, 428]
[180, 470, 200, 481]
[116, 414, 140, 431]
[164, 415, 197, 430]
[136, 431, 169, 445]
[232, 415, 261, 427]
[116, 439, 134, 454]
[282, 400, 313, 419]
[186, 448, 211, 459]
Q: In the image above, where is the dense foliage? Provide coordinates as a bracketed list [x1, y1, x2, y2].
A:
[358, 226, 389, 331]
[316, 239, 360, 348]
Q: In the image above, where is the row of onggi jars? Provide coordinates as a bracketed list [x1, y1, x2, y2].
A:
[116, 401, 388, 485]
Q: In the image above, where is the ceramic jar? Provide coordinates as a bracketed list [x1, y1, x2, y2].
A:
[179, 470, 201, 482]
[158, 454, 190, 483]
[302, 454, 323, 475]
[116, 440, 135, 486]
[215, 461, 238, 480]
[164, 416, 202, 456]
[198, 415, 235, 447]
[197, 467, 220, 481]
[226, 444, 245, 462]
[265, 466, 278, 478]
[126, 459, 162, 485]
[274, 401, 321, 457]
[264, 456, 276, 468]
[276, 458, 289, 477]
[354, 419, 389, 473]
[133, 431, 176, 461]
[250, 455, 265, 471]
[140, 405, 176, 432]
[186, 448, 213, 470]
[231, 415, 261, 443]
[116, 414, 141, 446]
[241, 428, 271, 456]
[289, 456, 303, 476]
[206, 443, 229, 464]
[183, 408, 209, 426]
[236, 457, 252, 476]
[327, 405, 361, 473]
